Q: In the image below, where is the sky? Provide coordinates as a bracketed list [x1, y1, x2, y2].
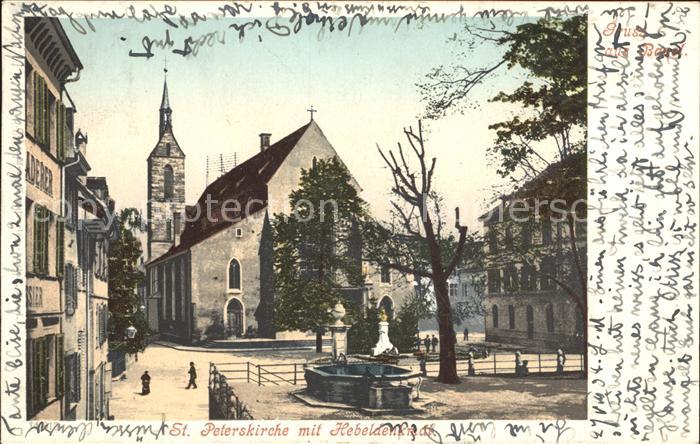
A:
[61, 13, 538, 229]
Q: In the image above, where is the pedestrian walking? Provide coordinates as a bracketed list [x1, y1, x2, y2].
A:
[463, 327, 469, 342]
[431, 334, 438, 353]
[186, 362, 197, 389]
[423, 335, 431, 352]
[414, 334, 421, 352]
[141, 371, 151, 395]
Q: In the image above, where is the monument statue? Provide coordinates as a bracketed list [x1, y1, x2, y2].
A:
[372, 308, 395, 356]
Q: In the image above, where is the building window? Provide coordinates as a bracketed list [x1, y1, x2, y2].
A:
[378, 296, 394, 320]
[56, 102, 68, 161]
[29, 335, 62, 417]
[163, 165, 174, 200]
[449, 282, 458, 298]
[165, 219, 172, 241]
[521, 222, 532, 248]
[505, 225, 513, 249]
[380, 266, 391, 284]
[462, 283, 469, 299]
[546, 303, 555, 333]
[65, 353, 81, 403]
[488, 227, 498, 253]
[173, 213, 181, 239]
[33, 72, 50, 147]
[520, 264, 537, 291]
[575, 220, 587, 240]
[508, 305, 515, 329]
[539, 257, 556, 291]
[56, 220, 65, 276]
[33, 204, 50, 275]
[492, 305, 499, 328]
[228, 258, 241, 291]
[165, 143, 171, 156]
[504, 266, 518, 292]
[541, 219, 552, 245]
[64, 263, 77, 316]
[487, 269, 501, 293]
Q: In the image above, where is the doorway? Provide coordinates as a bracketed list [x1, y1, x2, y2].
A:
[226, 298, 243, 337]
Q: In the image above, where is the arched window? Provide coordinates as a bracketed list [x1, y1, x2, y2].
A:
[228, 258, 241, 291]
[378, 296, 394, 320]
[492, 305, 499, 328]
[545, 303, 555, 332]
[163, 165, 174, 200]
[508, 305, 515, 329]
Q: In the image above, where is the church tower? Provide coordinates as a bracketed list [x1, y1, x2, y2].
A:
[147, 72, 186, 261]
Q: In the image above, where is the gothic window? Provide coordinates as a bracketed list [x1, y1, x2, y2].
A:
[541, 219, 552, 245]
[228, 258, 241, 291]
[546, 303, 555, 332]
[163, 165, 174, 200]
[487, 269, 501, 293]
[492, 305, 499, 328]
[165, 143, 171, 156]
[539, 257, 556, 291]
[488, 227, 498, 253]
[508, 305, 515, 329]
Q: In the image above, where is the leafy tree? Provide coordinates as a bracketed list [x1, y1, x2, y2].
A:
[347, 300, 381, 354]
[273, 157, 368, 352]
[108, 208, 148, 355]
[363, 121, 482, 384]
[419, 15, 588, 371]
[418, 16, 586, 182]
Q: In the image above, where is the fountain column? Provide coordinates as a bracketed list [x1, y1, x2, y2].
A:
[326, 301, 351, 360]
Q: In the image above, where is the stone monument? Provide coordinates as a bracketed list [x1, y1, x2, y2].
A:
[371, 308, 395, 356]
[326, 301, 351, 360]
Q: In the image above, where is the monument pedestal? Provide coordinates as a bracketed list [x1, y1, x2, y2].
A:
[371, 321, 394, 356]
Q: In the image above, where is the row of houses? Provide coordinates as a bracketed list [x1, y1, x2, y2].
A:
[26, 18, 117, 420]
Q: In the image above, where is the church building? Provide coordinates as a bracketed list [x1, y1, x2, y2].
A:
[144, 80, 414, 343]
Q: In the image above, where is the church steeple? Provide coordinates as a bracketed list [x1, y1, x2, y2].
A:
[159, 72, 172, 137]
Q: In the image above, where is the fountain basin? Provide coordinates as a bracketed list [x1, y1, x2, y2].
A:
[304, 363, 421, 408]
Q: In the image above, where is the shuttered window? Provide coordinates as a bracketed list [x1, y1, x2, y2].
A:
[56, 220, 65, 276]
[29, 336, 51, 416]
[33, 205, 50, 275]
[56, 102, 67, 161]
[64, 263, 78, 316]
[55, 335, 64, 397]
[33, 73, 50, 147]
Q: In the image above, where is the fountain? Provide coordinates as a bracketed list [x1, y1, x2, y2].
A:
[300, 302, 422, 411]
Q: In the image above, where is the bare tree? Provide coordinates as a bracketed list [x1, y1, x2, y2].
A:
[364, 120, 476, 384]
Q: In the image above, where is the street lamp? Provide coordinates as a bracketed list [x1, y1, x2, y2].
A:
[125, 324, 137, 339]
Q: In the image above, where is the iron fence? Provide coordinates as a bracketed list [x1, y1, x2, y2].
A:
[212, 353, 584, 388]
[208, 363, 253, 420]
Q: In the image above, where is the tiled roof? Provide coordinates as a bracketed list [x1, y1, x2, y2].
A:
[148, 122, 312, 265]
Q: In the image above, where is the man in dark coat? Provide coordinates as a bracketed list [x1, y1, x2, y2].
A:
[186, 362, 197, 389]
[423, 335, 431, 352]
[141, 371, 151, 395]
[463, 327, 469, 342]
[431, 334, 438, 353]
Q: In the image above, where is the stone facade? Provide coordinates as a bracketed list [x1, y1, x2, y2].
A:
[480, 153, 586, 352]
[146, 120, 414, 343]
[147, 78, 186, 261]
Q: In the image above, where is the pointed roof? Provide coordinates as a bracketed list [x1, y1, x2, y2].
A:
[148, 121, 315, 265]
[160, 77, 170, 110]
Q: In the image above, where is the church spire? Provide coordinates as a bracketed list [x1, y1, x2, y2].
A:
[159, 68, 172, 137]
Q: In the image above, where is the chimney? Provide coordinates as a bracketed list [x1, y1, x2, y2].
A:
[259, 133, 271, 152]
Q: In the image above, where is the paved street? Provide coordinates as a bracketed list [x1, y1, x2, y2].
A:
[109, 343, 320, 420]
[111, 342, 586, 421]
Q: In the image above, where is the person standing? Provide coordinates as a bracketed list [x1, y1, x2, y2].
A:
[141, 371, 151, 395]
[463, 327, 469, 342]
[423, 335, 431, 353]
[431, 334, 438, 353]
[556, 348, 566, 375]
[186, 362, 197, 389]
[414, 334, 421, 352]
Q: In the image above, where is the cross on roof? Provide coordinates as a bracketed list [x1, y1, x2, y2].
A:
[307, 106, 316, 121]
